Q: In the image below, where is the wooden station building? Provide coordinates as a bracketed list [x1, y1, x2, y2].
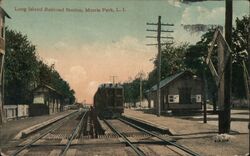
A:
[145, 71, 203, 113]
[30, 84, 66, 116]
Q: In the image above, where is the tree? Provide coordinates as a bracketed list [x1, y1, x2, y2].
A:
[37, 60, 76, 104]
[124, 15, 249, 108]
[4, 28, 76, 104]
[4, 28, 39, 104]
[145, 43, 188, 91]
[123, 77, 140, 106]
[184, 15, 249, 99]
[231, 16, 249, 98]
[184, 28, 218, 110]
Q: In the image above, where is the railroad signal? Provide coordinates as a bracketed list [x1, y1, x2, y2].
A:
[146, 16, 174, 116]
[205, 0, 233, 134]
[206, 29, 231, 89]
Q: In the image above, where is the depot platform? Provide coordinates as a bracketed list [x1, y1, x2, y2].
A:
[0, 110, 76, 149]
[123, 108, 249, 156]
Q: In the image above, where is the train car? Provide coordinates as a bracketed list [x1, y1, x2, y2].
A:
[94, 83, 124, 118]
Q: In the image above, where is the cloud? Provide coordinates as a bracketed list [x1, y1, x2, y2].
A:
[44, 58, 58, 66]
[168, 0, 181, 8]
[173, 26, 201, 44]
[38, 36, 155, 103]
[66, 66, 87, 84]
[181, 6, 225, 24]
[86, 81, 100, 98]
[54, 41, 68, 50]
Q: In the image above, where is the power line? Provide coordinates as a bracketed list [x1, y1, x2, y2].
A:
[146, 16, 174, 117]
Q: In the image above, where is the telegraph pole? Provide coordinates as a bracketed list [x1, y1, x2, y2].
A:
[156, 16, 162, 117]
[218, 0, 232, 134]
[110, 76, 117, 84]
[139, 71, 145, 108]
[140, 75, 142, 108]
[146, 16, 174, 116]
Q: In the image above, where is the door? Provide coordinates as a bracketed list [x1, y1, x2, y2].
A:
[178, 88, 191, 104]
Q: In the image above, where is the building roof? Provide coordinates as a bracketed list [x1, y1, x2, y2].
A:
[0, 7, 11, 18]
[33, 84, 64, 96]
[147, 70, 195, 92]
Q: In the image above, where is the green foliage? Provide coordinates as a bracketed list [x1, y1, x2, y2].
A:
[123, 15, 249, 103]
[184, 28, 217, 100]
[184, 15, 249, 98]
[4, 28, 75, 104]
[5, 28, 39, 104]
[123, 43, 189, 103]
[160, 43, 188, 78]
[231, 15, 249, 98]
[145, 43, 189, 91]
[37, 61, 76, 103]
[232, 16, 249, 63]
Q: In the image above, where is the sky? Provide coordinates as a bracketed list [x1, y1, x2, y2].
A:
[2, 0, 249, 103]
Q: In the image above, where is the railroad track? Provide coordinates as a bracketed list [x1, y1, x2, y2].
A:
[59, 111, 87, 156]
[103, 119, 145, 156]
[4, 111, 200, 156]
[103, 118, 201, 156]
[119, 118, 201, 156]
[9, 111, 87, 156]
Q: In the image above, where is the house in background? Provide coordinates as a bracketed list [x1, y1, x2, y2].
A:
[30, 84, 66, 116]
[3, 104, 29, 120]
[145, 71, 203, 113]
[0, 6, 10, 124]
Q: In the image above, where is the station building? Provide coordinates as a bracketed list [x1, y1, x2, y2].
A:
[145, 71, 203, 113]
[30, 84, 66, 116]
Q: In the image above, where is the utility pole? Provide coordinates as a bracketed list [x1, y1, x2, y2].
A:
[218, 0, 232, 134]
[146, 16, 174, 116]
[110, 76, 117, 84]
[140, 75, 142, 108]
[139, 71, 145, 108]
[202, 68, 207, 123]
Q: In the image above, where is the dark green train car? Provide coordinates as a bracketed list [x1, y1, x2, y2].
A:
[93, 83, 124, 119]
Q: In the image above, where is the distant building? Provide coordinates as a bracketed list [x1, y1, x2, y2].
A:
[145, 71, 203, 113]
[30, 84, 66, 116]
[3, 104, 29, 120]
[0, 6, 10, 124]
[3, 105, 17, 120]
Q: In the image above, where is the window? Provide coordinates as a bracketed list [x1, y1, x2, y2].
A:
[168, 95, 179, 103]
[33, 94, 45, 104]
[196, 95, 202, 103]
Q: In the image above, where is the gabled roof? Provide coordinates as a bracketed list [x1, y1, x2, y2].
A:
[33, 84, 64, 96]
[149, 70, 195, 92]
[0, 7, 11, 18]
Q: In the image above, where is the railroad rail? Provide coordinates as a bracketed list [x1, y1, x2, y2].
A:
[103, 119, 146, 156]
[59, 111, 87, 156]
[119, 118, 201, 156]
[10, 111, 80, 156]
